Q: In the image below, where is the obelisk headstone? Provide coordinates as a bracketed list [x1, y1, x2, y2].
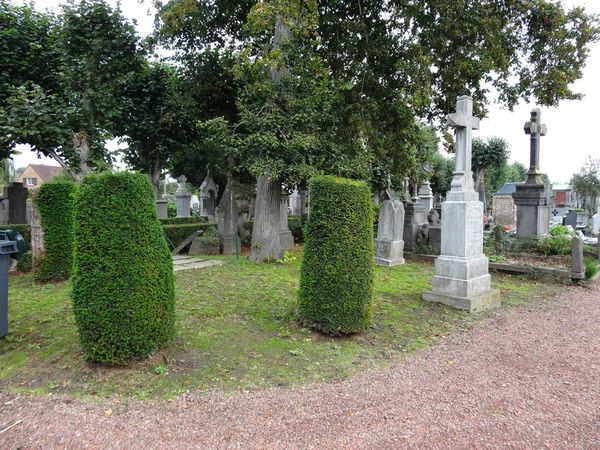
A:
[423, 95, 499, 312]
[375, 199, 405, 266]
[217, 173, 239, 255]
[175, 175, 191, 218]
[512, 109, 550, 239]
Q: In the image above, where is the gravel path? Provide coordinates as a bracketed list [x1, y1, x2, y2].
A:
[2, 281, 599, 449]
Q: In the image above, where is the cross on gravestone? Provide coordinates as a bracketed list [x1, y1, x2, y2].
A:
[448, 96, 480, 198]
[177, 175, 187, 191]
[524, 108, 547, 184]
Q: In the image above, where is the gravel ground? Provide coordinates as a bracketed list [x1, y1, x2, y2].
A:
[1, 280, 599, 449]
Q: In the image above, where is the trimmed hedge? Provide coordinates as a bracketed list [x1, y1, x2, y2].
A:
[160, 216, 209, 226]
[298, 175, 374, 334]
[35, 180, 77, 282]
[0, 224, 30, 250]
[162, 222, 213, 249]
[72, 172, 175, 364]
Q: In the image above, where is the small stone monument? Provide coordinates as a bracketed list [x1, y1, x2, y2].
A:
[199, 166, 219, 220]
[423, 95, 499, 312]
[175, 175, 191, 218]
[570, 235, 585, 280]
[279, 192, 294, 251]
[592, 208, 599, 235]
[403, 185, 428, 253]
[563, 209, 578, 229]
[375, 198, 405, 266]
[217, 173, 239, 255]
[0, 182, 27, 224]
[428, 208, 442, 255]
[512, 109, 550, 239]
[156, 180, 168, 219]
[417, 182, 434, 212]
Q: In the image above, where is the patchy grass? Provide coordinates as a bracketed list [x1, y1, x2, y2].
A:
[0, 247, 561, 400]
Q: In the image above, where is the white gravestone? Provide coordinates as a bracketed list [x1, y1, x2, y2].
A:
[417, 182, 434, 211]
[423, 95, 499, 312]
[175, 175, 191, 218]
[375, 199, 405, 266]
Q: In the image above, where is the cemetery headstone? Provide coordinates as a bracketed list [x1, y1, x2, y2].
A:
[563, 209, 578, 229]
[175, 175, 191, 218]
[512, 109, 550, 239]
[199, 166, 219, 220]
[592, 208, 599, 234]
[417, 182, 434, 212]
[290, 188, 302, 216]
[428, 208, 442, 255]
[279, 193, 294, 250]
[375, 199, 405, 266]
[571, 235, 585, 280]
[217, 173, 239, 255]
[0, 182, 28, 224]
[423, 95, 499, 311]
[403, 190, 428, 253]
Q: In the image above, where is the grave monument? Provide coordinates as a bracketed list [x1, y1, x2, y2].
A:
[423, 95, 499, 312]
[512, 109, 550, 239]
[375, 196, 405, 266]
[217, 173, 239, 255]
[175, 175, 191, 218]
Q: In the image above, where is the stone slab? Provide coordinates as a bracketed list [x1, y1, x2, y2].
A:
[375, 239, 404, 266]
[422, 288, 500, 312]
[172, 257, 223, 272]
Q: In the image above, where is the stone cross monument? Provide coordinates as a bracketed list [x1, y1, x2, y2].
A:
[175, 175, 192, 218]
[423, 95, 499, 312]
[512, 108, 550, 239]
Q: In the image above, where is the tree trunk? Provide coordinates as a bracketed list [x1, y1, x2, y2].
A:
[250, 175, 282, 262]
[48, 149, 79, 181]
[72, 132, 93, 179]
[150, 157, 161, 198]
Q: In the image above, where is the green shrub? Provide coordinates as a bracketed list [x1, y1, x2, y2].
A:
[35, 180, 77, 282]
[72, 172, 175, 364]
[162, 223, 213, 249]
[167, 201, 177, 218]
[16, 252, 33, 273]
[160, 216, 208, 226]
[549, 225, 572, 237]
[298, 175, 374, 335]
[539, 235, 571, 256]
[585, 257, 598, 279]
[0, 225, 30, 250]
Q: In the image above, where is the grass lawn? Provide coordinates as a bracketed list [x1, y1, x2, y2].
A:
[0, 247, 562, 400]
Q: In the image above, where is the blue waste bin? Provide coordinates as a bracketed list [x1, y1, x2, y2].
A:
[0, 239, 18, 338]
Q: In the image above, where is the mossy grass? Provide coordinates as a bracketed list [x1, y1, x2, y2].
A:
[0, 247, 562, 400]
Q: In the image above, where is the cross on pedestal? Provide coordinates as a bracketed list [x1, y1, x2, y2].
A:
[448, 95, 480, 199]
[524, 108, 547, 184]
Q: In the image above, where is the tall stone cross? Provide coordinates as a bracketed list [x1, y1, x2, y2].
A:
[448, 95, 480, 200]
[524, 108, 547, 184]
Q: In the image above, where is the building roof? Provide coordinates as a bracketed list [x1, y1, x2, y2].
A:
[495, 182, 524, 196]
[552, 183, 572, 191]
[26, 164, 63, 182]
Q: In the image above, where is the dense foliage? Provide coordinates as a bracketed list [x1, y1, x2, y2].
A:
[72, 172, 175, 364]
[570, 157, 600, 214]
[35, 180, 77, 282]
[298, 176, 374, 335]
[162, 222, 213, 249]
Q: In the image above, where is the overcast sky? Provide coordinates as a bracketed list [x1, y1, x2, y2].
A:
[10, 0, 600, 184]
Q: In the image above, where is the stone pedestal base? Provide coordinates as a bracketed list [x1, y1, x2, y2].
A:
[423, 289, 500, 312]
[280, 230, 294, 251]
[512, 183, 549, 239]
[404, 203, 427, 252]
[423, 197, 499, 312]
[375, 239, 404, 266]
[429, 226, 441, 255]
[220, 234, 238, 255]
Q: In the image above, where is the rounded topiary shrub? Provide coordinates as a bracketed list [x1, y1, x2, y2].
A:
[72, 172, 175, 364]
[35, 179, 78, 282]
[298, 175, 375, 334]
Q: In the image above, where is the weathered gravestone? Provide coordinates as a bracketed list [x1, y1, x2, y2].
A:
[592, 208, 600, 234]
[0, 183, 27, 225]
[571, 235, 585, 280]
[512, 109, 550, 239]
[423, 95, 499, 312]
[217, 173, 239, 255]
[417, 182, 434, 212]
[199, 166, 219, 220]
[563, 209, 578, 229]
[375, 199, 405, 266]
[403, 191, 428, 253]
[175, 175, 191, 218]
[279, 193, 294, 251]
[155, 180, 168, 219]
[428, 208, 442, 255]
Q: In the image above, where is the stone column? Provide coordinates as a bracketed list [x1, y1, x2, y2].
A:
[175, 175, 191, 218]
[423, 95, 499, 312]
[417, 182, 434, 212]
[571, 235, 585, 280]
[217, 174, 239, 255]
[29, 201, 44, 259]
[403, 194, 427, 253]
[279, 194, 294, 251]
[156, 199, 168, 219]
[375, 199, 405, 266]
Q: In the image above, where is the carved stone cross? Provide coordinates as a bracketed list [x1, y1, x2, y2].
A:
[524, 108, 547, 184]
[176, 175, 187, 193]
[448, 95, 480, 198]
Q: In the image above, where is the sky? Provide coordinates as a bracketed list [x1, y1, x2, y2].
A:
[9, 0, 600, 184]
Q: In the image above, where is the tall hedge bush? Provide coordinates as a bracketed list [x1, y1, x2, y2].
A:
[298, 175, 374, 334]
[72, 172, 175, 364]
[35, 180, 77, 282]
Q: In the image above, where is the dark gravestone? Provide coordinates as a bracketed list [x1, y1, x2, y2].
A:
[563, 209, 578, 229]
[5, 183, 27, 224]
